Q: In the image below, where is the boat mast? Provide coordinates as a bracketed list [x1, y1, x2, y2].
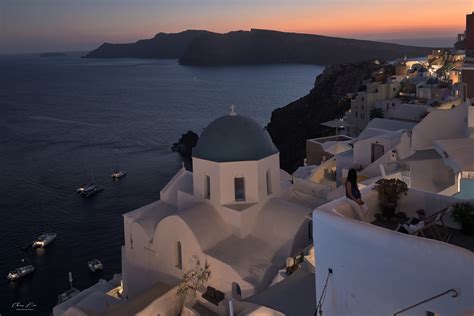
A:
[21, 249, 32, 265]
[68, 272, 74, 290]
[114, 148, 119, 171]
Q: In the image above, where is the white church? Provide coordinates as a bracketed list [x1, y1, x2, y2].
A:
[54, 107, 321, 315]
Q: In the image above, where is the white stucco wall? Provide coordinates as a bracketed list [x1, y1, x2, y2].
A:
[192, 154, 280, 207]
[313, 210, 474, 316]
[135, 285, 184, 316]
[123, 215, 204, 298]
[353, 133, 402, 169]
[410, 159, 455, 193]
[376, 100, 429, 122]
[192, 158, 222, 203]
[411, 102, 468, 150]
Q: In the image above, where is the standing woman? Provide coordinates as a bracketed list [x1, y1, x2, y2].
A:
[345, 168, 368, 219]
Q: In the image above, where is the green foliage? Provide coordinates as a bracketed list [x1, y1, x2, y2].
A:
[177, 255, 211, 297]
[369, 107, 384, 120]
[373, 178, 408, 208]
[452, 202, 474, 227]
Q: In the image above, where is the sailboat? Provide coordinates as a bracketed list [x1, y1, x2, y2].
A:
[111, 148, 127, 180]
[7, 251, 34, 281]
[87, 259, 103, 272]
[32, 203, 57, 248]
[77, 162, 103, 197]
[57, 272, 80, 304]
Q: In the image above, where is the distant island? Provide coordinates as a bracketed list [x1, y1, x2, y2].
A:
[40, 52, 67, 57]
[85, 30, 212, 59]
[85, 29, 434, 65]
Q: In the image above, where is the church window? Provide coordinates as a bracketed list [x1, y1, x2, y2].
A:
[234, 177, 246, 201]
[204, 175, 210, 199]
[176, 241, 183, 270]
[266, 170, 272, 195]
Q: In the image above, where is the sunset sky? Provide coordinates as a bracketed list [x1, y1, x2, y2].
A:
[1, 0, 472, 53]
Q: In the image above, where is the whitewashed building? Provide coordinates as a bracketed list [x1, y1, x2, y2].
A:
[344, 78, 402, 136]
[313, 183, 474, 315]
[54, 109, 323, 316]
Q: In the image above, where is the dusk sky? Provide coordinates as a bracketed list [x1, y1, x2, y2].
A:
[1, 0, 472, 54]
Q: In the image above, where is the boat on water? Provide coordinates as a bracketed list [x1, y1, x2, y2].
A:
[88, 259, 103, 272]
[77, 183, 103, 197]
[32, 232, 57, 248]
[7, 265, 34, 281]
[76, 183, 95, 194]
[111, 170, 127, 180]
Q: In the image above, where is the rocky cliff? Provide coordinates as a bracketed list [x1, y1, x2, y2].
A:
[84, 30, 213, 59]
[85, 28, 432, 64]
[267, 61, 391, 173]
[179, 29, 432, 66]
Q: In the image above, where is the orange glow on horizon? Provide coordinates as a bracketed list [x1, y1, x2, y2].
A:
[117, 5, 468, 46]
[2, 0, 472, 53]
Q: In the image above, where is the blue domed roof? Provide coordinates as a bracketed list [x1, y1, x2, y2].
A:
[193, 114, 278, 162]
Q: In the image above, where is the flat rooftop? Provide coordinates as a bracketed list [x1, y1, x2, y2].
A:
[307, 135, 352, 144]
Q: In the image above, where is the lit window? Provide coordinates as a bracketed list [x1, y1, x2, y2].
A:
[204, 175, 210, 199]
[266, 170, 272, 195]
[176, 241, 183, 270]
[234, 177, 246, 201]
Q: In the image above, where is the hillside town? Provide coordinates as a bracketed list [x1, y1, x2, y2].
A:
[53, 11, 474, 316]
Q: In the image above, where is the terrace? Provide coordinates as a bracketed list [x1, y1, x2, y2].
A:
[319, 183, 474, 252]
[313, 183, 474, 315]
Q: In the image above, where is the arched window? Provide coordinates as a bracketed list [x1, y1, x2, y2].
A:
[266, 170, 272, 195]
[176, 241, 183, 270]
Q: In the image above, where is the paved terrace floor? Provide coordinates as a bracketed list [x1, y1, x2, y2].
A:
[372, 220, 474, 252]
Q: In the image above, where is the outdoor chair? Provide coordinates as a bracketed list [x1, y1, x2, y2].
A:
[396, 207, 452, 242]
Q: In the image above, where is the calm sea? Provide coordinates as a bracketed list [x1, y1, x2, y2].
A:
[0, 52, 323, 315]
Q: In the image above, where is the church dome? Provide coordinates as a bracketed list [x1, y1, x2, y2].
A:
[193, 111, 278, 162]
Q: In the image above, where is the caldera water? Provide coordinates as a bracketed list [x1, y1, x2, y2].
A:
[0, 52, 323, 315]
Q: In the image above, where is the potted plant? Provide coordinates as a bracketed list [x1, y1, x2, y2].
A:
[452, 202, 474, 235]
[373, 178, 408, 219]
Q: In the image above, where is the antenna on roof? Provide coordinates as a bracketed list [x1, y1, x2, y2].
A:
[229, 104, 237, 116]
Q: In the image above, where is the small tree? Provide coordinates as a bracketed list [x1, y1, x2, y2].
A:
[370, 107, 384, 120]
[177, 255, 211, 298]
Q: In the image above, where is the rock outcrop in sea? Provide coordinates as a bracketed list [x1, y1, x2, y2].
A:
[267, 60, 391, 173]
[172, 130, 199, 158]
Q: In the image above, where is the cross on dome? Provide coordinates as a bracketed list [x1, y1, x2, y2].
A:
[229, 104, 237, 116]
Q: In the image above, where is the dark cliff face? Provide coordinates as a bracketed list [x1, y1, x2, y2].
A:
[86, 28, 433, 64]
[84, 30, 213, 59]
[267, 61, 388, 173]
[179, 29, 432, 66]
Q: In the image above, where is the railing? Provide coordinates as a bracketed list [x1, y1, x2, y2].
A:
[393, 289, 460, 316]
[293, 177, 332, 200]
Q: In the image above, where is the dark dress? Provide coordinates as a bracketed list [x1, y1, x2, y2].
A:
[346, 181, 361, 200]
